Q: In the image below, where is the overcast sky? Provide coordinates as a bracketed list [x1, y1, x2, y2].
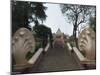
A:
[43, 3, 73, 36]
[30, 3, 73, 36]
[30, 3, 94, 36]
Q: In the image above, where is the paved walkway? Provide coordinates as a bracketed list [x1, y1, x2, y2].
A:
[25, 42, 84, 73]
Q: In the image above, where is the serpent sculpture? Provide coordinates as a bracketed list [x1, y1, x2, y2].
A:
[12, 28, 36, 71]
[78, 27, 96, 61]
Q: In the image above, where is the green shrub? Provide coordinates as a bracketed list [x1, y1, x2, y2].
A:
[26, 42, 42, 60]
[80, 50, 86, 57]
[26, 51, 34, 60]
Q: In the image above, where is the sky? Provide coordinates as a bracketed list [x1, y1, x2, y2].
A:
[30, 3, 73, 36]
[30, 3, 95, 36]
[44, 3, 73, 36]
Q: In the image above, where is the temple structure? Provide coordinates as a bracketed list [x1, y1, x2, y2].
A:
[52, 28, 69, 47]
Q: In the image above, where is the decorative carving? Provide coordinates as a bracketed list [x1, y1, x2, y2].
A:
[19, 31, 25, 36]
[12, 28, 36, 70]
[78, 27, 96, 60]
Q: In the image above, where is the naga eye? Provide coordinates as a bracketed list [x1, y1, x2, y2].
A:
[19, 31, 25, 36]
[14, 36, 18, 41]
[86, 30, 90, 35]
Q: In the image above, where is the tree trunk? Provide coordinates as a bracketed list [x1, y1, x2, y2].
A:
[73, 14, 78, 47]
[73, 24, 78, 47]
[74, 30, 78, 47]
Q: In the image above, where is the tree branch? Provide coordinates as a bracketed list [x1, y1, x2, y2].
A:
[77, 20, 85, 26]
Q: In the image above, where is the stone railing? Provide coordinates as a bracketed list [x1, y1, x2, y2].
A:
[72, 47, 96, 67]
[44, 43, 50, 52]
[66, 43, 72, 51]
[73, 47, 86, 62]
[74, 27, 96, 68]
[12, 28, 50, 73]
[28, 48, 43, 64]
[67, 44, 95, 67]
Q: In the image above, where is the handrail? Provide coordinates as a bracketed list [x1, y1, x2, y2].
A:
[73, 47, 85, 61]
[44, 43, 50, 52]
[28, 48, 43, 64]
[28, 43, 50, 64]
[67, 43, 72, 51]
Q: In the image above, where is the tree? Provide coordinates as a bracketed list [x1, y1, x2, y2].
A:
[89, 16, 96, 32]
[12, 1, 31, 35]
[60, 4, 95, 46]
[33, 24, 53, 48]
[31, 2, 47, 24]
[11, 1, 47, 35]
[89, 6, 96, 32]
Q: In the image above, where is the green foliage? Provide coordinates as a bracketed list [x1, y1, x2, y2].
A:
[35, 42, 42, 51]
[68, 35, 74, 42]
[68, 35, 77, 47]
[12, 1, 31, 35]
[89, 17, 96, 32]
[26, 41, 42, 60]
[26, 51, 34, 60]
[80, 50, 86, 57]
[33, 25, 50, 38]
[60, 4, 96, 47]
[33, 24, 53, 48]
[12, 1, 47, 35]
[32, 2, 47, 23]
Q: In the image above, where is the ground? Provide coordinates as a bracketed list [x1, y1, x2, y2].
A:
[22, 40, 84, 74]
